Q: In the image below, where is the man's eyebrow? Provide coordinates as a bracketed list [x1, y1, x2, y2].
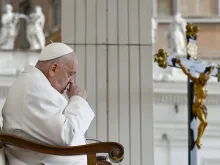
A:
[69, 71, 76, 74]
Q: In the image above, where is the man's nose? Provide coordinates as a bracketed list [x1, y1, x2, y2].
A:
[69, 76, 74, 83]
[69, 79, 73, 83]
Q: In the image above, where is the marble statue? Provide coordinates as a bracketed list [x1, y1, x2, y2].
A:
[0, 4, 24, 50]
[167, 12, 187, 56]
[24, 6, 45, 50]
[164, 13, 187, 78]
[0, 4, 45, 51]
[152, 18, 165, 80]
[152, 18, 157, 45]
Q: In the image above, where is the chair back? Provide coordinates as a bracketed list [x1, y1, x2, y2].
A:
[0, 134, 124, 165]
[0, 124, 6, 165]
[0, 144, 6, 165]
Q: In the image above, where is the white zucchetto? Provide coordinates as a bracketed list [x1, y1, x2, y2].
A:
[38, 42, 74, 61]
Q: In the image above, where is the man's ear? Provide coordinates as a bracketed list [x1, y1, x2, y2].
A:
[48, 63, 59, 77]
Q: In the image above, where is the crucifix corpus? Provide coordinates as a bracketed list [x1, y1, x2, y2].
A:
[154, 23, 220, 164]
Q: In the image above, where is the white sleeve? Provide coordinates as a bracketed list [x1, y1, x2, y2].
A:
[64, 96, 95, 136]
[59, 96, 95, 145]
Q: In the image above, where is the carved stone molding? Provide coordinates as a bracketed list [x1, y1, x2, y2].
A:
[202, 159, 220, 165]
[154, 123, 220, 148]
[153, 81, 220, 105]
[153, 92, 220, 105]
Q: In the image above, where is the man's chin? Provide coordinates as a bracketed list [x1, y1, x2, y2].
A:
[56, 88, 65, 94]
[61, 89, 65, 94]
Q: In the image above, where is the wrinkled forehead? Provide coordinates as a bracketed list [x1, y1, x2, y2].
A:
[67, 52, 78, 67]
[72, 52, 78, 65]
[64, 52, 78, 69]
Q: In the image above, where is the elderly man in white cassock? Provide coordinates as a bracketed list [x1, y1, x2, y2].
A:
[2, 43, 95, 165]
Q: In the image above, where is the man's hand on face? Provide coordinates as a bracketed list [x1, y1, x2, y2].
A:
[66, 82, 87, 100]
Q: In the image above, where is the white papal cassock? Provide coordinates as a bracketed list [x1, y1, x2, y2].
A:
[2, 65, 95, 165]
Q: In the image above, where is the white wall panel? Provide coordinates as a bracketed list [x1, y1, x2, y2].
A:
[107, 0, 118, 44]
[97, 46, 108, 141]
[61, 0, 75, 43]
[86, 0, 96, 43]
[85, 45, 97, 138]
[76, 0, 86, 43]
[97, 0, 107, 44]
[140, 46, 154, 165]
[118, 46, 130, 165]
[128, 0, 139, 44]
[75, 45, 86, 89]
[129, 46, 141, 165]
[140, 0, 152, 44]
[108, 46, 119, 142]
[118, 0, 129, 44]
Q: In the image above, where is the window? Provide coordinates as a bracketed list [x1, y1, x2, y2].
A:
[156, 0, 218, 17]
[157, 0, 173, 17]
[199, 0, 217, 17]
[4, 0, 9, 4]
[180, 0, 217, 17]
[52, 0, 61, 28]
[180, 0, 198, 17]
[1, 0, 9, 11]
